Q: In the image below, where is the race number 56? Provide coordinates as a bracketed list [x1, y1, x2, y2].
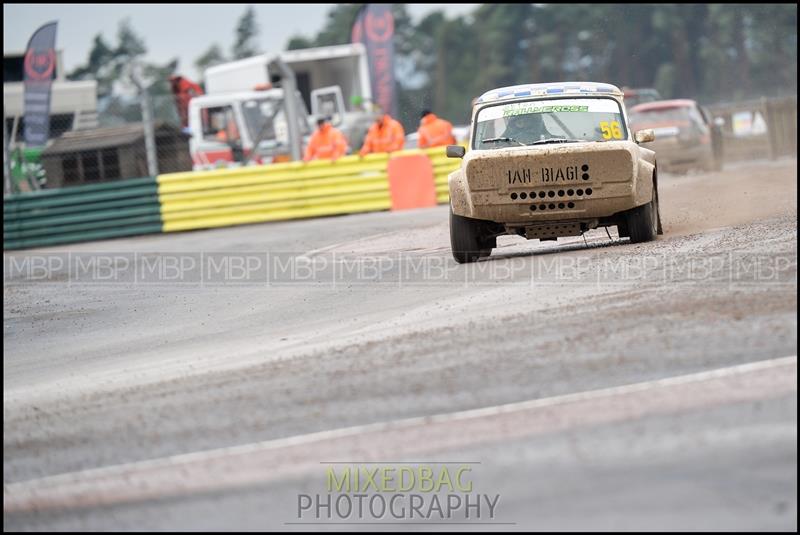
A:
[600, 121, 623, 140]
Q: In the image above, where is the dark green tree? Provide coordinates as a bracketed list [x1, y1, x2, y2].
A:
[232, 6, 261, 59]
[286, 35, 314, 51]
[67, 19, 148, 98]
[312, 4, 364, 46]
[116, 18, 147, 59]
[67, 19, 184, 125]
[194, 44, 226, 74]
[67, 34, 114, 81]
[283, 3, 796, 126]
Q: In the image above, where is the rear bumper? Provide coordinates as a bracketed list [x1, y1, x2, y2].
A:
[449, 142, 655, 224]
[466, 181, 639, 223]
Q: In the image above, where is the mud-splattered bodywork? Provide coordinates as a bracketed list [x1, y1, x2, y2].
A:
[449, 83, 657, 238]
[449, 141, 656, 221]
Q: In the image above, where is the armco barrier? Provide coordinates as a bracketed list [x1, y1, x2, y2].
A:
[157, 147, 461, 234]
[3, 177, 162, 250]
[426, 146, 458, 204]
[3, 147, 462, 250]
[157, 152, 392, 232]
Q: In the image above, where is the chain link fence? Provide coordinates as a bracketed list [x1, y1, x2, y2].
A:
[706, 96, 797, 163]
[5, 90, 192, 193]
[6, 113, 76, 192]
[4, 92, 797, 194]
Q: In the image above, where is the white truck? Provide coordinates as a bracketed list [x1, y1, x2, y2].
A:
[188, 43, 377, 169]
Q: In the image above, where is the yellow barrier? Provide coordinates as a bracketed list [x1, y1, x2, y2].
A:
[158, 153, 392, 232]
[156, 148, 462, 233]
[160, 179, 388, 215]
[164, 195, 392, 232]
[424, 145, 462, 204]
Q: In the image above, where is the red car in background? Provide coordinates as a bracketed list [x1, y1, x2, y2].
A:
[628, 99, 724, 173]
[622, 87, 662, 109]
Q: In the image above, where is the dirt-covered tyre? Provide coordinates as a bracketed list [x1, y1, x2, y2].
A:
[480, 235, 497, 259]
[626, 193, 660, 244]
[655, 184, 663, 235]
[450, 205, 491, 263]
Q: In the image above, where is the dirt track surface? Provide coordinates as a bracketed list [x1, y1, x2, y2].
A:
[3, 158, 797, 530]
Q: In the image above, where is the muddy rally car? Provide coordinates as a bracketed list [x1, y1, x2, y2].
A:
[446, 82, 662, 263]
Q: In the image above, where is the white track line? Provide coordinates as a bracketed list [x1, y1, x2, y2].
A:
[4, 355, 796, 513]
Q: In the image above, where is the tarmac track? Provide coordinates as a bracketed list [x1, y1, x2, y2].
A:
[3, 158, 797, 530]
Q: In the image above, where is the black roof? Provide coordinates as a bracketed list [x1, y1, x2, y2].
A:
[42, 122, 188, 155]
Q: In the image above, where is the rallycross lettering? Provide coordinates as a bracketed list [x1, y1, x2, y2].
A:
[541, 165, 579, 183]
[503, 104, 589, 117]
[507, 168, 532, 184]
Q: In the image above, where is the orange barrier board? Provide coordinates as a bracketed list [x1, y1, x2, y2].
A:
[387, 153, 437, 211]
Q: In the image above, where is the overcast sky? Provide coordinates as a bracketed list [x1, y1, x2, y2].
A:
[4, 4, 479, 79]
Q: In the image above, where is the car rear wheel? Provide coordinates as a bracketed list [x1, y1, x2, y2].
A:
[450, 206, 493, 263]
[626, 193, 660, 243]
